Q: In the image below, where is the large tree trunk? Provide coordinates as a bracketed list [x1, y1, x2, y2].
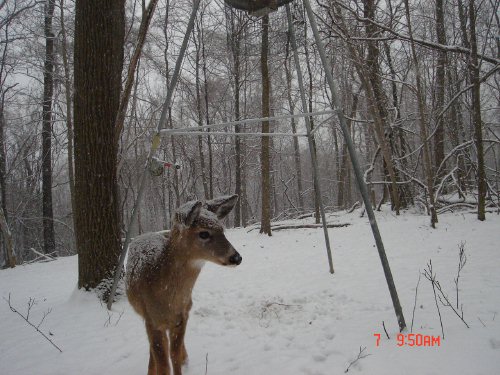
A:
[74, 0, 125, 297]
[468, 0, 486, 220]
[42, 0, 56, 255]
[260, 15, 272, 236]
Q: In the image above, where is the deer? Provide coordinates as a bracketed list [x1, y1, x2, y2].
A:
[125, 195, 242, 375]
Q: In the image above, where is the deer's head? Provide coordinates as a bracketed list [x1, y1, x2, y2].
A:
[172, 195, 242, 267]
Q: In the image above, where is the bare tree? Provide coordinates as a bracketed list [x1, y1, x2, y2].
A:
[260, 14, 271, 236]
[404, 0, 438, 227]
[41, 0, 56, 255]
[468, 0, 487, 220]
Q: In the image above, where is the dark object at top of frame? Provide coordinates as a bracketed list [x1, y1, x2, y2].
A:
[224, 0, 295, 17]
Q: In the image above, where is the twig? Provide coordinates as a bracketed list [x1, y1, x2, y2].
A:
[4, 294, 62, 353]
[423, 261, 445, 339]
[382, 321, 390, 339]
[411, 272, 421, 333]
[454, 242, 467, 310]
[478, 317, 486, 327]
[435, 280, 470, 328]
[104, 309, 125, 327]
[205, 353, 208, 375]
[344, 346, 371, 373]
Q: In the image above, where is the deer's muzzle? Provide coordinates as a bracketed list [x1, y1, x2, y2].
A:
[228, 251, 242, 266]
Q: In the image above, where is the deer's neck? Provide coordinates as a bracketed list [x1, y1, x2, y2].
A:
[158, 240, 204, 296]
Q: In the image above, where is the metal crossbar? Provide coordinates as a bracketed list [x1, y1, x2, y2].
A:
[159, 109, 336, 135]
[162, 130, 308, 137]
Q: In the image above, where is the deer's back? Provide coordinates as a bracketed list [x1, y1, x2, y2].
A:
[126, 232, 170, 288]
[125, 232, 171, 316]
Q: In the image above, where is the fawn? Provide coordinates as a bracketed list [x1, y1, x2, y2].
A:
[126, 195, 242, 375]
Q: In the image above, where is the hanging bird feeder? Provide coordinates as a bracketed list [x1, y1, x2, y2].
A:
[148, 157, 182, 177]
[224, 0, 294, 17]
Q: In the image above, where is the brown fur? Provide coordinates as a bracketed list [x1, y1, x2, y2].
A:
[126, 196, 240, 375]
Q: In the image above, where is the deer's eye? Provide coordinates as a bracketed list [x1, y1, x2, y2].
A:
[198, 231, 210, 240]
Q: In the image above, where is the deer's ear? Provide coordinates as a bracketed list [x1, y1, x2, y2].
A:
[175, 201, 202, 227]
[204, 194, 238, 219]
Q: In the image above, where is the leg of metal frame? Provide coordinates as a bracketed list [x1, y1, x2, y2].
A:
[286, 5, 334, 273]
[301, 0, 406, 331]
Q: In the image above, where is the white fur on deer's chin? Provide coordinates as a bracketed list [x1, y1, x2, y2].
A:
[189, 259, 206, 269]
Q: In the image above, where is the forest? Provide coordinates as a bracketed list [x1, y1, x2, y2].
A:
[1, 0, 499, 284]
[1, 1, 500, 374]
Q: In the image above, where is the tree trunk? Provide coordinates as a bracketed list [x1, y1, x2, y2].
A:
[468, 0, 486, 220]
[433, 0, 447, 180]
[0, 99, 8, 259]
[74, 0, 125, 297]
[42, 0, 56, 255]
[303, 25, 320, 223]
[260, 15, 272, 236]
[0, 108, 14, 267]
[404, 0, 438, 227]
[363, 0, 400, 215]
[201, 24, 214, 200]
[338, 93, 358, 208]
[60, 0, 76, 227]
[232, 19, 242, 227]
[194, 22, 209, 200]
[284, 40, 304, 212]
[0, 203, 15, 268]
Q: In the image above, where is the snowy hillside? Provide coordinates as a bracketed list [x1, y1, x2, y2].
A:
[1, 209, 499, 375]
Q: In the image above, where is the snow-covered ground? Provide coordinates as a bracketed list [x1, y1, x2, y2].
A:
[1, 209, 499, 375]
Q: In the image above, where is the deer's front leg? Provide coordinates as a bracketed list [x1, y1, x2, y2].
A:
[146, 322, 170, 375]
[170, 313, 189, 375]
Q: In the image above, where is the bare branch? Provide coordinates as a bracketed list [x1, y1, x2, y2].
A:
[3, 294, 63, 353]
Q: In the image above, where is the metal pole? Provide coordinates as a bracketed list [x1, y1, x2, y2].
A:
[160, 130, 308, 137]
[302, 0, 406, 330]
[107, 0, 202, 310]
[159, 109, 337, 135]
[286, 5, 334, 274]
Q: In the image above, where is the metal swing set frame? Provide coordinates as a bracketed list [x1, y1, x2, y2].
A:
[107, 0, 406, 332]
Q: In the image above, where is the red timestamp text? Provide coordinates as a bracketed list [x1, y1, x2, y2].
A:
[374, 333, 441, 347]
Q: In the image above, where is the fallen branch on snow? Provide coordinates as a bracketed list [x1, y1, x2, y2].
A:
[344, 346, 371, 373]
[3, 293, 62, 353]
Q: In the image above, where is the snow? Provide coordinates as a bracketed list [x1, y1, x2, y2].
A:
[1, 209, 500, 375]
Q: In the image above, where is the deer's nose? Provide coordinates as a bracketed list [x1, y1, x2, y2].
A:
[229, 252, 242, 265]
